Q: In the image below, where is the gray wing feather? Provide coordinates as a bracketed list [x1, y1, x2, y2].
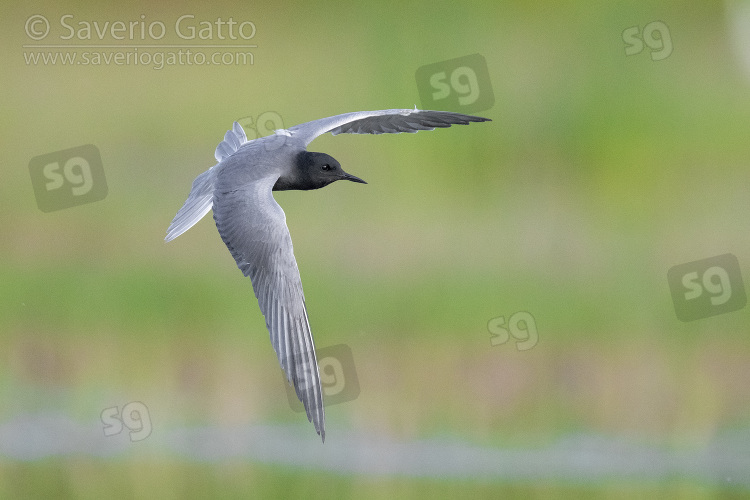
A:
[287, 108, 490, 146]
[212, 178, 326, 442]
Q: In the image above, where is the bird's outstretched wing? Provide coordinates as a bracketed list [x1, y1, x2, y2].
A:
[212, 176, 326, 441]
[286, 108, 491, 146]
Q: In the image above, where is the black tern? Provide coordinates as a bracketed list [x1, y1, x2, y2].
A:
[166, 108, 490, 442]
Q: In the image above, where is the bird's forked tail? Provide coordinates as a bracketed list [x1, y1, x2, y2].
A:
[165, 122, 249, 242]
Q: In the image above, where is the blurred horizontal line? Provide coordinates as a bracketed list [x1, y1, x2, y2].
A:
[2, 413, 750, 488]
[22, 45, 258, 48]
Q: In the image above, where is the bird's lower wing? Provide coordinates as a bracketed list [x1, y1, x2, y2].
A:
[212, 179, 325, 441]
[287, 108, 491, 146]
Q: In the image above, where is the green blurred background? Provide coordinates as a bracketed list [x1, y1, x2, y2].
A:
[2, 0, 750, 497]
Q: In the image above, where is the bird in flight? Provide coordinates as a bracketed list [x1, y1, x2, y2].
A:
[166, 108, 491, 442]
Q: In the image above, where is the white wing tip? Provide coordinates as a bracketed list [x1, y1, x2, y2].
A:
[214, 121, 250, 162]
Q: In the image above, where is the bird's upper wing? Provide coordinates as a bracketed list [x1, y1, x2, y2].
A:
[212, 175, 325, 441]
[286, 108, 491, 146]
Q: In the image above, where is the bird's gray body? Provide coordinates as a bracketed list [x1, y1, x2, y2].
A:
[166, 108, 490, 442]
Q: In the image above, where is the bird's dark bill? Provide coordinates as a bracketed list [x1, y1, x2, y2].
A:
[341, 172, 367, 184]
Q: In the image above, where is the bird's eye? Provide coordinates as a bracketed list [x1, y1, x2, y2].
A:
[322, 164, 332, 171]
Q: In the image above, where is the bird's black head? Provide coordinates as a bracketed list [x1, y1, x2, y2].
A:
[282, 151, 366, 191]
